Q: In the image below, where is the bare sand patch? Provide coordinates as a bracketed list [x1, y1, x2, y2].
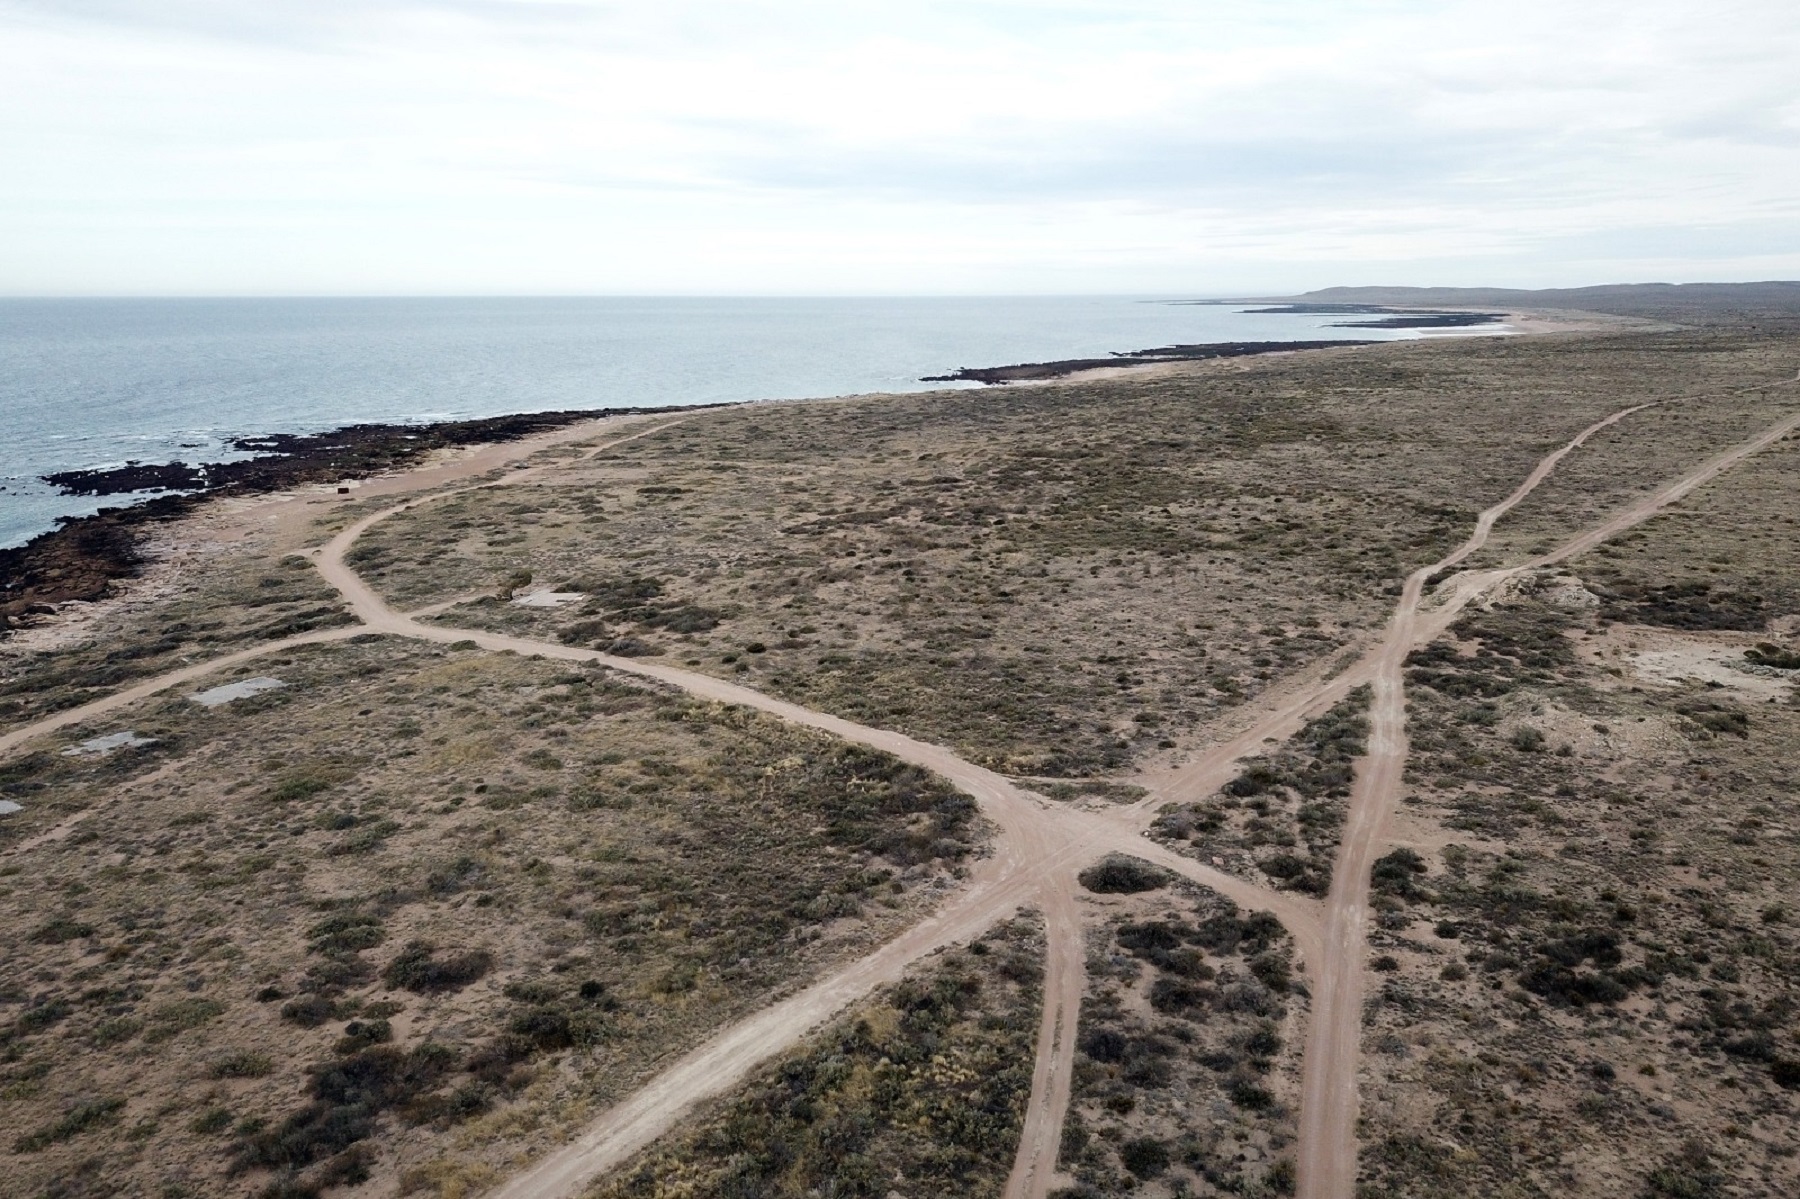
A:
[1580, 623, 1796, 700]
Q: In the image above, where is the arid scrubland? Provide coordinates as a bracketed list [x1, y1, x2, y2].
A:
[1059, 874, 1306, 1199]
[345, 331, 1796, 781]
[2, 636, 981, 1197]
[3, 324, 1799, 1199]
[1353, 397, 1800, 1195]
[1151, 687, 1371, 898]
[1, 549, 354, 732]
[589, 916, 1045, 1199]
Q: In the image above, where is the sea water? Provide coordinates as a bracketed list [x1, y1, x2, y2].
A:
[0, 296, 1424, 548]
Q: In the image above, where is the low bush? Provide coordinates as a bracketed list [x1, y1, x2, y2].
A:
[1120, 1136, 1170, 1178]
[381, 942, 494, 995]
[1509, 727, 1546, 752]
[1371, 848, 1428, 900]
[1078, 856, 1174, 894]
[212, 1051, 275, 1079]
[280, 995, 338, 1028]
[234, 1044, 459, 1174]
[307, 912, 384, 955]
[1645, 1139, 1724, 1198]
[1746, 642, 1800, 669]
[28, 917, 95, 945]
[14, 1097, 126, 1153]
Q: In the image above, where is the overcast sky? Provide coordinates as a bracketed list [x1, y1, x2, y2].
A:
[3, 0, 1797, 295]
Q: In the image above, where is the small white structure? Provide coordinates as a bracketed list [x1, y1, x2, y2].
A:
[0, 800, 21, 816]
[511, 590, 585, 609]
[191, 677, 287, 707]
[62, 731, 158, 757]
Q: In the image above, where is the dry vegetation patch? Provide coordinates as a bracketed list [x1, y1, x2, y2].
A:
[1150, 686, 1371, 895]
[0, 550, 353, 734]
[1, 637, 984, 1198]
[346, 334, 1800, 781]
[1357, 585, 1798, 1190]
[585, 915, 1044, 1199]
[1057, 880, 1305, 1198]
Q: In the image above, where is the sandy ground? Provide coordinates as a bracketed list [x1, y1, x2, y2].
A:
[1580, 622, 1797, 700]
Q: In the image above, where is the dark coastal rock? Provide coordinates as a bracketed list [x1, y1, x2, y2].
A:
[0, 497, 182, 631]
[4, 405, 715, 634]
[43, 461, 209, 496]
[39, 408, 688, 500]
[922, 339, 1378, 385]
[1237, 304, 1505, 329]
[1329, 313, 1504, 329]
[1237, 304, 1406, 315]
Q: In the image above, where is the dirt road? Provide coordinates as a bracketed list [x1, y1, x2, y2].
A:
[1291, 390, 1800, 1199]
[4, 381, 1795, 1199]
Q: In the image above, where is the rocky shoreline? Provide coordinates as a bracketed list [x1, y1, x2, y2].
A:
[2, 406, 708, 634]
[1237, 304, 1506, 329]
[920, 337, 1379, 385]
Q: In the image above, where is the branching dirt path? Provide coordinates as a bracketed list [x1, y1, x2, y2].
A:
[1293, 393, 1800, 1199]
[4, 381, 1795, 1199]
[307, 477, 1322, 1199]
[0, 624, 368, 760]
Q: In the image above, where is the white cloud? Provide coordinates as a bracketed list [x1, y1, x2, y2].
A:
[1, 0, 1796, 292]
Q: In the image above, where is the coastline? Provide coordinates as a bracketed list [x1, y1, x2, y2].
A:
[0, 309, 1616, 640]
[0, 406, 713, 635]
[918, 337, 1382, 385]
[914, 304, 1655, 388]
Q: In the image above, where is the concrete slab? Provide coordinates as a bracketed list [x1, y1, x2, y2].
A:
[512, 590, 585, 608]
[191, 676, 287, 707]
[62, 731, 159, 757]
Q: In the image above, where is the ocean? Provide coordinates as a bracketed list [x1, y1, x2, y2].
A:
[0, 296, 1429, 549]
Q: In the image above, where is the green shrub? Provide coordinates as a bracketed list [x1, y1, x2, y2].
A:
[28, 917, 95, 944]
[1509, 726, 1546, 752]
[190, 1106, 234, 1135]
[1371, 848, 1428, 900]
[234, 1044, 458, 1173]
[335, 1019, 394, 1054]
[1746, 642, 1800, 669]
[91, 1016, 143, 1046]
[1077, 856, 1174, 894]
[424, 855, 486, 895]
[144, 998, 225, 1042]
[1191, 910, 1285, 956]
[14, 1098, 126, 1153]
[1228, 1078, 1274, 1110]
[16, 997, 73, 1032]
[301, 954, 373, 993]
[1677, 703, 1749, 738]
[1518, 929, 1638, 1006]
[267, 775, 336, 803]
[280, 995, 337, 1028]
[211, 1051, 275, 1079]
[1249, 952, 1292, 992]
[381, 942, 494, 994]
[1119, 1136, 1170, 1178]
[1645, 1139, 1723, 1198]
[307, 912, 384, 955]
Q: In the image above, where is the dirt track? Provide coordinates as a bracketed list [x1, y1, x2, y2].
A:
[5, 380, 1797, 1199]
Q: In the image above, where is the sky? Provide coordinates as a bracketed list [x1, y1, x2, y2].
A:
[2, 0, 1798, 295]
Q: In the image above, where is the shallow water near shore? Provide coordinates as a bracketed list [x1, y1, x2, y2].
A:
[0, 295, 1424, 547]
